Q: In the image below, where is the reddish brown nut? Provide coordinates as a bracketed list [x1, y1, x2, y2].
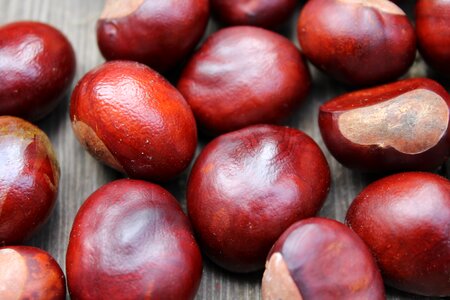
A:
[70, 60, 197, 182]
[66, 179, 202, 300]
[416, 0, 450, 75]
[0, 246, 65, 299]
[0, 116, 60, 245]
[210, 0, 297, 29]
[297, 0, 415, 86]
[96, 0, 209, 73]
[187, 125, 330, 273]
[178, 26, 311, 136]
[262, 218, 385, 300]
[0, 21, 76, 121]
[346, 172, 450, 297]
[319, 78, 450, 172]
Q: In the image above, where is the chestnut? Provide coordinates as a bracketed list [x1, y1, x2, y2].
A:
[297, 0, 416, 86]
[210, 0, 297, 29]
[0, 246, 65, 299]
[0, 116, 60, 245]
[96, 0, 209, 73]
[66, 179, 202, 300]
[0, 21, 76, 121]
[262, 218, 385, 300]
[319, 78, 450, 172]
[346, 172, 450, 297]
[187, 125, 330, 272]
[416, 0, 450, 75]
[178, 26, 311, 136]
[70, 60, 197, 182]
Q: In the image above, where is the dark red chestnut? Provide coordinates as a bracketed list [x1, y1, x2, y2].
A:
[0, 21, 76, 121]
[66, 179, 202, 300]
[262, 218, 385, 300]
[70, 60, 197, 182]
[210, 0, 297, 29]
[297, 0, 416, 86]
[178, 26, 311, 136]
[416, 0, 450, 75]
[319, 78, 450, 172]
[0, 246, 65, 299]
[346, 172, 450, 297]
[96, 0, 209, 73]
[187, 125, 330, 272]
[0, 116, 60, 245]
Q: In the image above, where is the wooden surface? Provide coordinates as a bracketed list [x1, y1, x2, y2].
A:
[1, 1, 448, 299]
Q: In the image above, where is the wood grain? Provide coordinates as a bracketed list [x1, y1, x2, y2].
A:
[0, 1, 447, 299]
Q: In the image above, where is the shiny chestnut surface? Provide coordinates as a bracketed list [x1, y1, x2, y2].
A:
[178, 26, 311, 136]
[319, 78, 450, 172]
[297, 0, 415, 86]
[416, 0, 450, 74]
[346, 172, 450, 297]
[187, 125, 330, 272]
[211, 0, 297, 29]
[66, 179, 202, 300]
[0, 116, 60, 245]
[0, 246, 65, 300]
[262, 218, 385, 300]
[70, 61, 197, 182]
[0, 21, 76, 121]
[96, 0, 209, 73]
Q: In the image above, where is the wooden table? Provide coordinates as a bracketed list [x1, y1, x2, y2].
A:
[1, 0, 448, 299]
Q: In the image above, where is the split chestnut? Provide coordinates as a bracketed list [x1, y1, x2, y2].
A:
[66, 179, 202, 300]
[187, 125, 330, 273]
[319, 78, 450, 172]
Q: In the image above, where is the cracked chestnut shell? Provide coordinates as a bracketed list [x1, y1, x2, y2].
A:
[70, 60, 197, 182]
[187, 125, 330, 273]
[319, 78, 450, 172]
[346, 172, 450, 297]
[297, 0, 415, 86]
[66, 179, 203, 300]
[262, 218, 385, 300]
[96, 0, 209, 73]
[0, 116, 60, 245]
[0, 21, 76, 121]
[0, 246, 65, 300]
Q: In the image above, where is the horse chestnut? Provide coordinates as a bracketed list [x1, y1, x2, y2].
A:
[297, 0, 415, 86]
[319, 78, 450, 172]
[178, 26, 311, 135]
[70, 60, 197, 182]
[0, 21, 76, 121]
[96, 0, 209, 73]
[66, 179, 202, 300]
[0, 116, 60, 245]
[346, 172, 450, 297]
[187, 125, 330, 272]
[262, 218, 385, 300]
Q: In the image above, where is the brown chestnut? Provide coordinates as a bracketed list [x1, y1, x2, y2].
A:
[416, 0, 450, 75]
[66, 179, 202, 300]
[0, 116, 60, 245]
[210, 0, 297, 29]
[346, 172, 450, 297]
[178, 26, 311, 136]
[0, 21, 76, 121]
[297, 0, 416, 86]
[70, 60, 197, 182]
[187, 125, 330, 273]
[0, 246, 65, 299]
[319, 78, 450, 172]
[96, 0, 209, 73]
[262, 218, 385, 300]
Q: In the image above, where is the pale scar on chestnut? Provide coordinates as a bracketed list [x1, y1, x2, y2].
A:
[338, 0, 405, 15]
[338, 89, 449, 154]
[0, 249, 28, 299]
[100, 0, 144, 19]
[262, 253, 303, 300]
